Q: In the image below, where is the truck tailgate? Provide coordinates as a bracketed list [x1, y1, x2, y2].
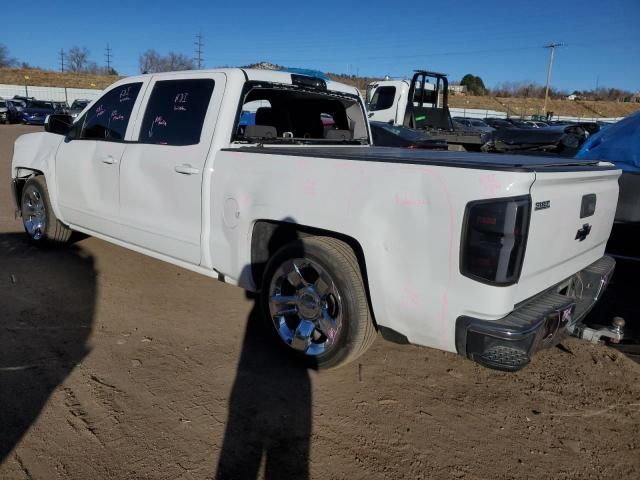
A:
[516, 168, 620, 303]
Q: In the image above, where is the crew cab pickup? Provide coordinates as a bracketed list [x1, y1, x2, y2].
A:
[10, 68, 620, 371]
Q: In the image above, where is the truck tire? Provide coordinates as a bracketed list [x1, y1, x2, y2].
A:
[20, 176, 72, 244]
[261, 235, 377, 369]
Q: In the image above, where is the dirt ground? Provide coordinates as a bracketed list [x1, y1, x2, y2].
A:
[1, 124, 639, 480]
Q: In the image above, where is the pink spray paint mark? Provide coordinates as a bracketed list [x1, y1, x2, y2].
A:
[480, 173, 502, 197]
[395, 193, 428, 207]
[303, 179, 317, 197]
[400, 284, 420, 309]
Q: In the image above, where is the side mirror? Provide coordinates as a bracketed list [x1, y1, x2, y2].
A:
[44, 114, 74, 136]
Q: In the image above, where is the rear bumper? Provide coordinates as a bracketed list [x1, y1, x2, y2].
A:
[455, 255, 615, 371]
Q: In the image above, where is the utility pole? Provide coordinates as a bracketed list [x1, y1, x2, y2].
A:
[543, 43, 562, 116]
[59, 48, 65, 72]
[105, 44, 113, 73]
[194, 33, 204, 69]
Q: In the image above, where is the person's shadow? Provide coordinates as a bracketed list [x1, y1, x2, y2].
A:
[0, 233, 96, 461]
[216, 222, 316, 479]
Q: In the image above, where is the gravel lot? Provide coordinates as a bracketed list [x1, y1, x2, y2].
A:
[1, 124, 639, 480]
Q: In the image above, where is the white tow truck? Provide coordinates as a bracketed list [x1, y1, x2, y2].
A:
[10, 68, 621, 370]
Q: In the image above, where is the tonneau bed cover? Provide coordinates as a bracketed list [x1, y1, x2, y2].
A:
[228, 146, 615, 172]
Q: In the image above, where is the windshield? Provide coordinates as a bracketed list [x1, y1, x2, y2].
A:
[471, 120, 488, 127]
[71, 100, 89, 109]
[233, 83, 369, 145]
[27, 101, 53, 109]
[368, 86, 396, 111]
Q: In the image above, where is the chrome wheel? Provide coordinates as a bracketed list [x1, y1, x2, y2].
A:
[268, 258, 343, 356]
[22, 185, 47, 240]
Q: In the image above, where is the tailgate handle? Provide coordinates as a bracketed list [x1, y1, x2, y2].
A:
[580, 194, 597, 218]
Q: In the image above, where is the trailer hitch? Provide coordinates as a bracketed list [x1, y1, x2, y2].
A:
[569, 316, 625, 344]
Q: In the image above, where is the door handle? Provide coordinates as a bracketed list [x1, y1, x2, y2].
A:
[368, 112, 374, 118]
[174, 164, 200, 175]
[101, 155, 117, 165]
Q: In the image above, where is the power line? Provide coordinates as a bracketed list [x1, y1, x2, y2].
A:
[105, 44, 113, 72]
[195, 33, 204, 69]
[59, 48, 65, 72]
[542, 43, 563, 115]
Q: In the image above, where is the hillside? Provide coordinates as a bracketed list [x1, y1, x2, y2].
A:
[2, 66, 639, 119]
[0, 68, 119, 90]
[448, 94, 640, 119]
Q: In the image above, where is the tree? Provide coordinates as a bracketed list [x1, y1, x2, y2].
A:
[138, 49, 194, 73]
[460, 74, 487, 96]
[66, 46, 91, 73]
[0, 44, 17, 68]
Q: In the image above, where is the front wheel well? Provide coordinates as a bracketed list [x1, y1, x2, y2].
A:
[13, 168, 44, 213]
[250, 220, 376, 325]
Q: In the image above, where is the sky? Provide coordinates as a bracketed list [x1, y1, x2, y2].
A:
[4, 0, 640, 92]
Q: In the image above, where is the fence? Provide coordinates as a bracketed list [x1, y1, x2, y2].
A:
[0, 83, 103, 104]
[449, 108, 507, 119]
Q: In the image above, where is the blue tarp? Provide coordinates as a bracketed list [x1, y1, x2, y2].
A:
[576, 111, 640, 173]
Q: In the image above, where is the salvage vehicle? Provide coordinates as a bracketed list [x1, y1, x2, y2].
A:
[68, 98, 91, 118]
[370, 121, 447, 149]
[21, 100, 60, 125]
[453, 117, 495, 134]
[367, 72, 491, 151]
[367, 71, 584, 153]
[1, 98, 20, 124]
[10, 68, 621, 371]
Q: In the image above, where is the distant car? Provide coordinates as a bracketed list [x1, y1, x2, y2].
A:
[483, 118, 514, 129]
[7, 99, 25, 114]
[370, 121, 447, 149]
[525, 121, 549, 128]
[21, 100, 62, 125]
[506, 119, 535, 129]
[453, 117, 495, 133]
[68, 99, 91, 118]
[0, 98, 20, 124]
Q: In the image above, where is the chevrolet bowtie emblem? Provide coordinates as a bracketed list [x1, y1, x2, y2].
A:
[575, 223, 592, 242]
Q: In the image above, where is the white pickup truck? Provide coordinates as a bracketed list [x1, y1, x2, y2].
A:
[10, 68, 620, 371]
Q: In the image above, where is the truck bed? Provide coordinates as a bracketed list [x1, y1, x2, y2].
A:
[228, 146, 615, 172]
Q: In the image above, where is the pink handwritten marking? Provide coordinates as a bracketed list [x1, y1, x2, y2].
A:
[240, 193, 250, 209]
[148, 116, 167, 138]
[405, 165, 455, 338]
[480, 173, 501, 196]
[110, 110, 124, 121]
[395, 193, 428, 207]
[303, 179, 316, 197]
[400, 284, 420, 309]
[96, 105, 105, 117]
[119, 86, 132, 102]
[297, 158, 312, 170]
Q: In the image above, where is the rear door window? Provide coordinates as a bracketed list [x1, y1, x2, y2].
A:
[80, 83, 142, 140]
[138, 79, 215, 146]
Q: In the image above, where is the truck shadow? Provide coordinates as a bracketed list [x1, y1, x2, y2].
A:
[0, 233, 96, 462]
[216, 220, 316, 480]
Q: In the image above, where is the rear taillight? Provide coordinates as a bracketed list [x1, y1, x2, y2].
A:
[461, 195, 531, 285]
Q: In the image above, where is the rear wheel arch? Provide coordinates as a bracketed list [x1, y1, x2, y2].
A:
[250, 220, 377, 325]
